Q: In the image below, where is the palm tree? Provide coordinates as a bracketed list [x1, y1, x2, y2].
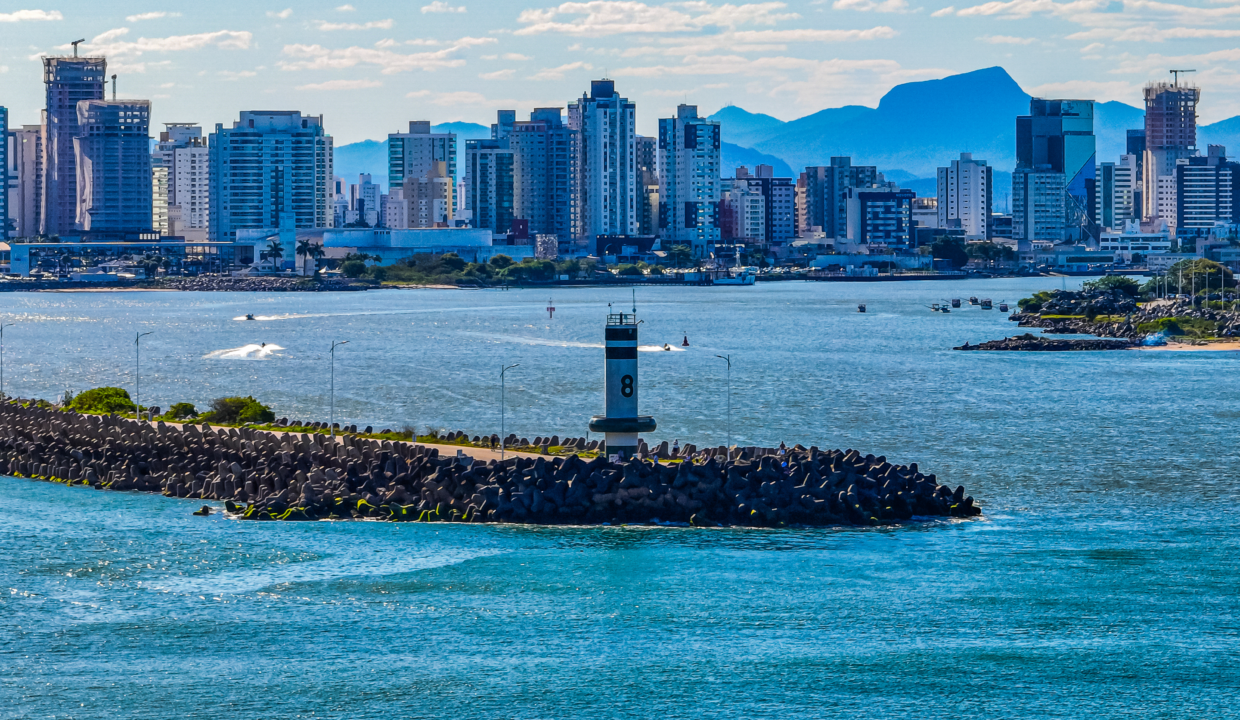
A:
[266, 239, 284, 273]
[296, 239, 326, 276]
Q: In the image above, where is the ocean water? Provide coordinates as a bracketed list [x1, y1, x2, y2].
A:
[3, 280, 1240, 718]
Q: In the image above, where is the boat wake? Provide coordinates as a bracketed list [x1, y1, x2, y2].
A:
[203, 344, 285, 360]
[639, 344, 685, 352]
[233, 314, 310, 322]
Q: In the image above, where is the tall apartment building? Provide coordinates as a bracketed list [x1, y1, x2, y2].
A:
[0, 107, 8, 237]
[720, 177, 765, 245]
[7, 124, 43, 238]
[42, 55, 106, 235]
[936, 152, 992, 239]
[568, 80, 637, 243]
[465, 138, 514, 234]
[1142, 82, 1200, 224]
[734, 165, 794, 249]
[658, 105, 721, 257]
[401, 160, 454, 228]
[799, 157, 881, 239]
[208, 111, 333, 242]
[636, 134, 658, 236]
[1176, 146, 1238, 238]
[152, 154, 169, 235]
[389, 121, 456, 213]
[73, 100, 152, 232]
[846, 187, 916, 246]
[1014, 98, 1096, 252]
[348, 174, 380, 226]
[153, 123, 209, 240]
[501, 108, 580, 240]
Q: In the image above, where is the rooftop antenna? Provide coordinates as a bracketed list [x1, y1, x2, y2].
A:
[111, 74, 117, 101]
[1170, 69, 1196, 87]
[71, 39, 85, 57]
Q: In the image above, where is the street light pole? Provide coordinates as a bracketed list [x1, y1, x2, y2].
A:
[500, 363, 520, 460]
[330, 340, 348, 438]
[715, 354, 731, 462]
[0, 324, 12, 402]
[135, 331, 153, 421]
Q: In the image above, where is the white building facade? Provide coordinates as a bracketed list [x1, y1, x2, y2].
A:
[153, 123, 209, 240]
[936, 152, 992, 239]
[388, 121, 456, 215]
[568, 80, 638, 243]
[658, 104, 721, 256]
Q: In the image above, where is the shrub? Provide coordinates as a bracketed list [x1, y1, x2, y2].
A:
[366, 265, 388, 282]
[617, 264, 643, 276]
[489, 254, 514, 269]
[1083, 275, 1140, 297]
[203, 396, 275, 425]
[341, 260, 367, 278]
[70, 387, 136, 415]
[162, 402, 198, 421]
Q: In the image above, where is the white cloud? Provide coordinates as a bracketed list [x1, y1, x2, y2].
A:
[70, 28, 253, 57]
[317, 19, 395, 30]
[267, 9, 293, 19]
[1080, 41, 1105, 52]
[1027, 79, 1140, 102]
[515, 1, 800, 36]
[621, 25, 897, 55]
[0, 66, 9, 73]
[423, 1, 467, 11]
[954, 0, 1107, 18]
[297, 78, 382, 90]
[218, 70, 258, 79]
[832, 0, 911, 12]
[480, 68, 516, 79]
[930, 5, 955, 14]
[503, 52, 532, 60]
[1069, 23, 1240, 42]
[126, 11, 180, 22]
[0, 9, 63, 22]
[980, 34, 1037, 43]
[279, 37, 494, 73]
[528, 60, 594, 79]
[336, 4, 356, 10]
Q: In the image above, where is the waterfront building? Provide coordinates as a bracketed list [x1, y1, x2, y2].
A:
[1014, 98, 1095, 253]
[1099, 221, 1172, 263]
[1142, 82, 1199, 224]
[208, 111, 334, 247]
[911, 197, 939, 237]
[152, 154, 169, 235]
[720, 177, 766, 247]
[799, 157, 881, 239]
[568, 80, 638, 244]
[658, 105, 721, 257]
[503, 108, 580, 240]
[636, 135, 658, 237]
[389, 121, 457, 214]
[846, 186, 916, 247]
[6, 124, 43, 238]
[465, 138, 514, 234]
[153, 124, 209, 240]
[0, 107, 6, 236]
[936, 152, 992, 239]
[42, 55, 106, 235]
[1175, 146, 1238, 239]
[73, 100, 152, 232]
[734, 165, 794, 250]
[401, 160, 454, 228]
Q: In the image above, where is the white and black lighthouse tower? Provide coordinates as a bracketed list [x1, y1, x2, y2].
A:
[589, 305, 656, 459]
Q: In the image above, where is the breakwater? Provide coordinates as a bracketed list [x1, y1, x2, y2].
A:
[956, 334, 1133, 351]
[0, 403, 980, 527]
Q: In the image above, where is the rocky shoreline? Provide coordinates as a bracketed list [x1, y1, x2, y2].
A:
[0, 276, 373, 292]
[1011, 295, 1240, 340]
[956, 334, 1133, 351]
[0, 403, 981, 527]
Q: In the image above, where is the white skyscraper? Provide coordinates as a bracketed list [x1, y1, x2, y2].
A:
[153, 123, 209, 240]
[936, 152, 992, 239]
[7, 124, 43, 238]
[208, 111, 333, 243]
[568, 80, 637, 244]
[388, 121, 456, 214]
[658, 104, 721, 256]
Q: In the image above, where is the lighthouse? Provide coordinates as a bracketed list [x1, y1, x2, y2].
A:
[589, 308, 656, 460]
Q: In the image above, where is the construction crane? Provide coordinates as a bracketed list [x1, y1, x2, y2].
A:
[1171, 69, 1196, 86]
[70, 39, 85, 57]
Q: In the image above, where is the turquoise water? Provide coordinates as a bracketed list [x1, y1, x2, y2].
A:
[3, 281, 1240, 718]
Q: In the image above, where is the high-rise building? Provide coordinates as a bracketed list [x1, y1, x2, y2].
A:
[1142, 82, 1200, 224]
[504, 108, 580, 240]
[635, 134, 658, 237]
[0, 107, 8, 237]
[1014, 98, 1096, 251]
[799, 157, 881, 239]
[1012, 169, 1066, 252]
[465, 137, 514, 234]
[1115, 154, 1139, 226]
[73, 100, 152, 232]
[42, 55, 106, 235]
[720, 177, 766, 245]
[401, 160, 454, 228]
[152, 154, 169, 235]
[734, 165, 794, 249]
[349, 174, 380, 226]
[1176, 146, 1238, 238]
[208, 111, 333, 243]
[568, 80, 638, 243]
[846, 187, 916, 246]
[153, 123, 209, 240]
[658, 105, 720, 257]
[388, 121, 456, 213]
[936, 153, 992, 239]
[7, 124, 43, 238]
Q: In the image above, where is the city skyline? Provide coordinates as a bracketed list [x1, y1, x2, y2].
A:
[2, 0, 1240, 145]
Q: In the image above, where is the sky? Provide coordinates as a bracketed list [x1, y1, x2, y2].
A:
[2, 1, 1239, 144]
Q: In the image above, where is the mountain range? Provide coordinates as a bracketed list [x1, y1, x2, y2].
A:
[334, 66, 1240, 192]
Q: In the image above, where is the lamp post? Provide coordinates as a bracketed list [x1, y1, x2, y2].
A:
[0, 323, 12, 402]
[715, 354, 731, 462]
[135, 331, 153, 421]
[500, 363, 520, 460]
[330, 340, 348, 438]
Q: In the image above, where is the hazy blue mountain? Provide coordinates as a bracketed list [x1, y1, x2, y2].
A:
[896, 170, 1013, 212]
[1201, 116, 1240, 155]
[333, 122, 490, 189]
[1095, 100, 1145, 165]
[720, 142, 793, 178]
[711, 106, 786, 149]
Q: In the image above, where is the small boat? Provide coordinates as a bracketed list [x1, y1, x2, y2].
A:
[951, 298, 962, 308]
[941, 307, 951, 313]
[244, 313, 255, 321]
[662, 343, 672, 351]
[980, 298, 993, 310]
[858, 304, 867, 313]
[999, 301, 1009, 312]
[931, 303, 941, 312]
[969, 297, 980, 306]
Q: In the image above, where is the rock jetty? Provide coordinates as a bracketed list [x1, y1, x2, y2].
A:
[1013, 296, 1240, 340]
[0, 403, 981, 527]
[955, 334, 1133, 351]
[153, 276, 369, 292]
